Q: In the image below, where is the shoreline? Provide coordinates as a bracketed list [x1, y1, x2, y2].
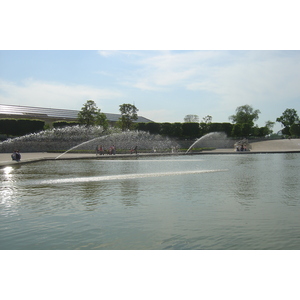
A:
[1, 148, 300, 169]
[1, 139, 300, 168]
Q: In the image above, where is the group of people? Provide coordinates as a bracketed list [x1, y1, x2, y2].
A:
[11, 150, 21, 162]
[236, 145, 247, 151]
[96, 145, 139, 155]
[96, 145, 116, 155]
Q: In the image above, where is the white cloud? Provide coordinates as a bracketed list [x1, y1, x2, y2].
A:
[130, 51, 220, 90]
[129, 51, 300, 114]
[0, 79, 122, 110]
[139, 109, 173, 123]
[98, 50, 118, 57]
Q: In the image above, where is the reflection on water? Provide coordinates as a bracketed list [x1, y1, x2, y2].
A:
[1, 154, 300, 249]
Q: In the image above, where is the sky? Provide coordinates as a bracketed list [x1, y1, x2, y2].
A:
[1, 50, 299, 133]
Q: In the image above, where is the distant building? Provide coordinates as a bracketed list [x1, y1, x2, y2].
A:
[0, 104, 153, 126]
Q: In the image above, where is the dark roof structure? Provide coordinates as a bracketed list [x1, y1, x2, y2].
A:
[0, 104, 153, 123]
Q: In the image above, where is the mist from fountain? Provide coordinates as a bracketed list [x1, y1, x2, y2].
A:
[185, 132, 230, 154]
[0, 125, 114, 153]
[0, 125, 180, 155]
[56, 130, 180, 158]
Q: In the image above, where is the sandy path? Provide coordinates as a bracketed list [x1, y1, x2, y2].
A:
[250, 139, 300, 151]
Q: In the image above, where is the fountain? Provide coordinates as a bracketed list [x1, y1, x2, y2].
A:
[55, 130, 179, 158]
[0, 125, 107, 153]
[185, 132, 232, 154]
[0, 125, 180, 155]
[1, 126, 237, 158]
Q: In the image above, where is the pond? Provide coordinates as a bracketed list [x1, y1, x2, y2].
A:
[1, 153, 300, 249]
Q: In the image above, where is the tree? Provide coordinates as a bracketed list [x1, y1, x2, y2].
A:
[118, 103, 138, 131]
[78, 100, 108, 128]
[241, 123, 253, 137]
[290, 123, 300, 136]
[231, 123, 242, 137]
[264, 120, 275, 135]
[184, 115, 199, 123]
[229, 105, 260, 126]
[276, 108, 299, 129]
[202, 115, 212, 124]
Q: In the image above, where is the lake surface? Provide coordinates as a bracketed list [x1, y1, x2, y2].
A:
[1, 153, 300, 250]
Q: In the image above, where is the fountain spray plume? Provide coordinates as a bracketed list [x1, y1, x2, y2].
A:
[185, 132, 230, 154]
[0, 125, 108, 153]
[56, 130, 180, 158]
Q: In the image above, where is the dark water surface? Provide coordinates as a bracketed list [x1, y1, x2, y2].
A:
[1, 153, 299, 249]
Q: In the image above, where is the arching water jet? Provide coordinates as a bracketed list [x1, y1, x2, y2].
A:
[185, 132, 229, 154]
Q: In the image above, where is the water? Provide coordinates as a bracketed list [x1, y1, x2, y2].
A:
[1, 153, 300, 249]
[185, 132, 232, 153]
[0, 126, 179, 153]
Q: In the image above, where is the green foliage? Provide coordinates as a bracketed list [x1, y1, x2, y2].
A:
[0, 119, 45, 136]
[264, 120, 275, 135]
[160, 122, 173, 136]
[221, 123, 234, 136]
[276, 108, 299, 134]
[231, 123, 242, 137]
[137, 122, 183, 138]
[282, 126, 291, 135]
[208, 122, 223, 132]
[241, 123, 253, 136]
[172, 122, 183, 137]
[118, 103, 138, 131]
[199, 122, 210, 136]
[136, 122, 147, 132]
[145, 122, 161, 134]
[182, 122, 199, 138]
[199, 122, 233, 137]
[78, 100, 108, 128]
[229, 104, 260, 126]
[290, 123, 300, 136]
[53, 121, 79, 128]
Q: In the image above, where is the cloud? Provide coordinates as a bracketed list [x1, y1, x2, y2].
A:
[138, 109, 173, 123]
[212, 52, 300, 109]
[98, 50, 118, 57]
[0, 79, 122, 110]
[129, 51, 220, 90]
[126, 51, 300, 111]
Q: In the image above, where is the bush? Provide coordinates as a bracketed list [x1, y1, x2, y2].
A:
[0, 119, 45, 136]
[145, 122, 161, 135]
[53, 121, 79, 128]
[182, 122, 199, 139]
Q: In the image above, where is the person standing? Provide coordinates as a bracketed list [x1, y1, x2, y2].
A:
[11, 150, 17, 161]
[99, 145, 104, 155]
[15, 150, 21, 162]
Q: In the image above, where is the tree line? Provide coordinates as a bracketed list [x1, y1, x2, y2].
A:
[1, 101, 299, 139]
[77, 101, 300, 139]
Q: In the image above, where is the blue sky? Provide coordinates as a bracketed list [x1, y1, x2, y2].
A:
[1, 50, 300, 133]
